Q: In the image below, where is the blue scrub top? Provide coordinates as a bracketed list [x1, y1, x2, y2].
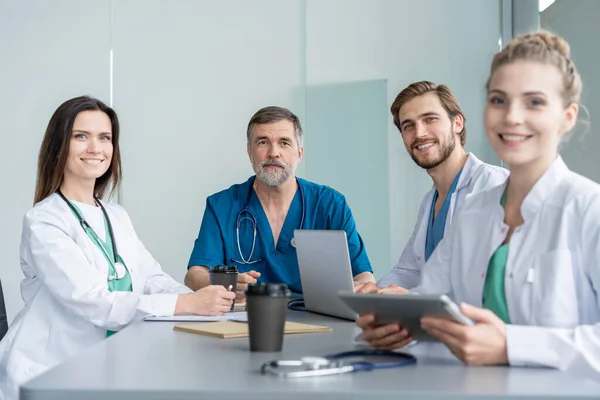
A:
[424, 169, 463, 261]
[188, 176, 372, 293]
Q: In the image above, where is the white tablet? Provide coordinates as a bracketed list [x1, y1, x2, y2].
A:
[337, 291, 474, 342]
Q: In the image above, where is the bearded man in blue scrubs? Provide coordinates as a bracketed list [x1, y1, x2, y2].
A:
[184, 106, 374, 301]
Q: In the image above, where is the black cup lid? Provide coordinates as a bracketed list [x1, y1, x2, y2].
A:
[245, 282, 291, 297]
[210, 265, 238, 273]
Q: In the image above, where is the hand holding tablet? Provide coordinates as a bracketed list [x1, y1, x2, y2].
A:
[338, 291, 474, 343]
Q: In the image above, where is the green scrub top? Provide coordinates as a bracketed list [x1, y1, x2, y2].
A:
[482, 192, 511, 324]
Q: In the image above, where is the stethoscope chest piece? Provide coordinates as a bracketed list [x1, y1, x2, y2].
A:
[300, 357, 331, 369]
[113, 262, 127, 280]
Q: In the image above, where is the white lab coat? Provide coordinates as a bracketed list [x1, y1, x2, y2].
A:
[414, 157, 600, 379]
[0, 194, 191, 400]
[378, 153, 509, 288]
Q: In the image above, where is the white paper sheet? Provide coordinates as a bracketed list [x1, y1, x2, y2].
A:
[143, 311, 248, 322]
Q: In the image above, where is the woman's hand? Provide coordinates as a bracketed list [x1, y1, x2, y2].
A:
[421, 302, 509, 366]
[176, 285, 236, 316]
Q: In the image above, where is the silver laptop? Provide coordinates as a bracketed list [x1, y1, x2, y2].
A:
[294, 230, 357, 320]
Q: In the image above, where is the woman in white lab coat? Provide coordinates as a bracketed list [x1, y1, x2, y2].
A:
[0, 96, 235, 399]
[357, 31, 600, 380]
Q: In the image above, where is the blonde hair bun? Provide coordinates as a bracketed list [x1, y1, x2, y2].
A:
[487, 30, 581, 105]
[520, 31, 571, 58]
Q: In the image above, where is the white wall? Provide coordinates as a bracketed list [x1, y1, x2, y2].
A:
[542, 0, 600, 183]
[113, 0, 306, 282]
[0, 0, 503, 321]
[115, 0, 503, 281]
[0, 0, 111, 322]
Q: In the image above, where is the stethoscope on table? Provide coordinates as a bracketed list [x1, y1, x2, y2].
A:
[261, 349, 416, 378]
[57, 190, 127, 281]
[287, 298, 307, 311]
[232, 177, 306, 265]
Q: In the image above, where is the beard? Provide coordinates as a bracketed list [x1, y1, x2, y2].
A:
[409, 131, 456, 170]
[254, 159, 296, 186]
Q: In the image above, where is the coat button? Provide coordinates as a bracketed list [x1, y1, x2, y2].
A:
[501, 228, 506, 233]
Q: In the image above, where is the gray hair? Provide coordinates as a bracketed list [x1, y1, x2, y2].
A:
[246, 106, 304, 148]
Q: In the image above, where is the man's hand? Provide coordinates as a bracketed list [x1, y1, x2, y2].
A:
[421, 303, 508, 366]
[378, 284, 408, 295]
[235, 270, 261, 301]
[355, 313, 413, 350]
[354, 281, 381, 293]
[354, 282, 408, 295]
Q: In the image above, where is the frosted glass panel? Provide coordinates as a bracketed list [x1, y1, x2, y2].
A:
[305, 80, 390, 277]
[113, 0, 305, 279]
[0, 0, 111, 321]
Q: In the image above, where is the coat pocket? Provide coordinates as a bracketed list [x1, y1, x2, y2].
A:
[531, 249, 579, 327]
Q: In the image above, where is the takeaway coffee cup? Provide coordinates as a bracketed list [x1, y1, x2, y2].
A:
[245, 282, 291, 352]
[209, 265, 238, 311]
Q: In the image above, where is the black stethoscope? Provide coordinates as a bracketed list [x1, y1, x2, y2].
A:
[232, 177, 305, 265]
[57, 190, 127, 280]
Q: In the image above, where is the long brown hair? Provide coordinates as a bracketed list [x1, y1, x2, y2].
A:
[34, 96, 122, 204]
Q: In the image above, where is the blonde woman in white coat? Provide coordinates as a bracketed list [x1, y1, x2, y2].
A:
[356, 31, 600, 380]
[0, 96, 235, 399]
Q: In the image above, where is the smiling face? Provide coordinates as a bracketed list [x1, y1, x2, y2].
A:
[485, 60, 578, 170]
[247, 119, 303, 187]
[398, 92, 464, 170]
[63, 110, 113, 185]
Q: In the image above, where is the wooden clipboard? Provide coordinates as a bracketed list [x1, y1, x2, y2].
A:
[173, 321, 331, 338]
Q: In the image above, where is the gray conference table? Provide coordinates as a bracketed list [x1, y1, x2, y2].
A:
[21, 310, 600, 400]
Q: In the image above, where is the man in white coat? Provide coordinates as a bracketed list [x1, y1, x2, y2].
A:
[358, 81, 508, 292]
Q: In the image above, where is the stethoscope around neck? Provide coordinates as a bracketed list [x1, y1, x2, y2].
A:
[232, 177, 305, 265]
[57, 190, 127, 280]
